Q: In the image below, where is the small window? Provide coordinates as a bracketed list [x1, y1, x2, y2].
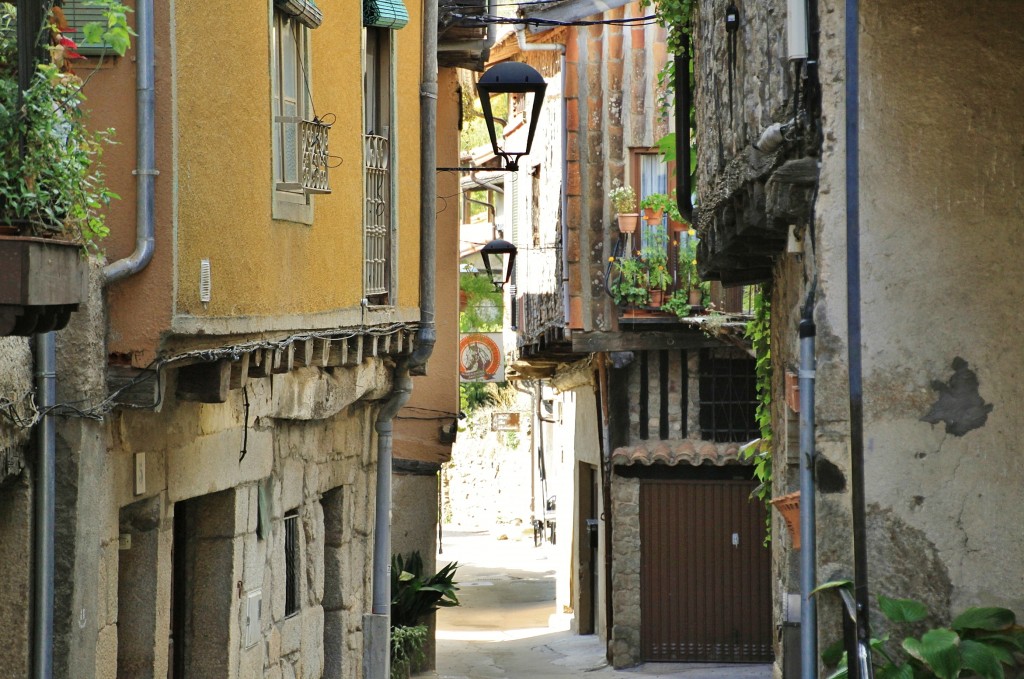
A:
[283, 510, 300, 617]
[363, 27, 393, 302]
[56, 0, 113, 56]
[698, 349, 759, 442]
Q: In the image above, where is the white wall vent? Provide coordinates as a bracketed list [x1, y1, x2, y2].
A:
[199, 259, 212, 303]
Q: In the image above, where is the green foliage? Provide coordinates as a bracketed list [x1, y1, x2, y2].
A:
[821, 588, 1024, 679]
[391, 551, 460, 628]
[459, 380, 511, 416]
[640, 191, 675, 213]
[660, 288, 691, 318]
[642, 228, 672, 291]
[743, 287, 772, 538]
[609, 255, 650, 306]
[0, 1, 133, 250]
[80, 0, 136, 57]
[677, 236, 701, 290]
[390, 624, 428, 679]
[459, 272, 502, 332]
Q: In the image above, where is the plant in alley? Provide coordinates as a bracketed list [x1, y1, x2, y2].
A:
[390, 551, 461, 678]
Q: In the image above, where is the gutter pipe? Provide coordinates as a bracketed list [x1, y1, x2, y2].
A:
[844, 0, 873, 676]
[368, 1, 439, 676]
[32, 333, 55, 679]
[103, 0, 156, 285]
[673, 31, 695, 224]
[514, 28, 569, 326]
[799, 281, 817, 679]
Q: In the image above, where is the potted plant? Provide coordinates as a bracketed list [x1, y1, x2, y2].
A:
[609, 255, 650, 307]
[678, 236, 707, 307]
[642, 229, 671, 306]
[665, 197, 689, 232]
[608, 181, 638, 234]
[639, 192, 674, 224]
[0, 2, 131, 335]
[390, 551, 460, 679]
[660, 288, 691, 318]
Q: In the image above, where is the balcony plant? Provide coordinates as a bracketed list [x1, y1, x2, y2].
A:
[0, 2, 132, 335]
[678, 236, 707, 306]
[642, 229, 672, 306]
[608, 181, 638, 234]
[609, 254, 650, 307]
[640, 191, 675, 224]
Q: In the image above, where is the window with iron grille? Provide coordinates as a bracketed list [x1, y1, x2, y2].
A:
[698, 350, 759, 442]
[283, 510, 300, 617]
[363, 27, 393, 302]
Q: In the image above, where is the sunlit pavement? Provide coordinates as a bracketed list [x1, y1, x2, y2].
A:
[425, 528, 773, 679]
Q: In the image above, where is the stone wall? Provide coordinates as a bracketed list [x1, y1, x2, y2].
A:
[608, 474, 640, 668]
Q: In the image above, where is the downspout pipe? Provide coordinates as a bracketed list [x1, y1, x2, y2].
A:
[513, 28, 568, 326]
[673, 31, 695, 224]
[410, 0, 439, 376]
[799, 282, 817, 679]
[32, 332, 56, 679]
[103, 0, 155, 285]
[844, 0, 872, 676]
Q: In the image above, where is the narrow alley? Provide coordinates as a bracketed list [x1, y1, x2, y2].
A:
[431, 530, 773, 679]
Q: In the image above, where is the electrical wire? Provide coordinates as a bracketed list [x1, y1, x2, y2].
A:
[448, 12, 660, 28]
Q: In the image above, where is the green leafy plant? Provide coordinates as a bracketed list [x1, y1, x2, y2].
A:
[390, 624, 428, 679]
[818, 584, 1024, 679]
[609, 255, 650, 306]
[743, 287, 772, 538]
[459, 271, 502, 332]
[642, 229, 672, 291]
[608, 181, 637, 214]
[660, 288, 691, 318]
[0, 1, 133, 251]
[391, 551, 460, 628]
[640, 191, 675, 213]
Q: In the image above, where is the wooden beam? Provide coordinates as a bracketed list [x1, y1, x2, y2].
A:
[572, 331, 721, 353]
[313, 338, 332, 367]
[353, 336, 364, 365]
[293, 339, 315, 367]
[108, 366, 161, 409]
[370, 335, 379, 358]
[176, 360, 231, 403]
[229, 353, 250, 390]
[248, 349, 271, 378]
[382, 333, 391, 355]
[272, 344, 295, 374]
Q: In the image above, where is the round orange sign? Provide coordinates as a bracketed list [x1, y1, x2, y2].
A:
[459, 334, 501, 381]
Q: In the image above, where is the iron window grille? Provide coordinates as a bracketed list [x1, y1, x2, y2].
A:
[284, 511, 300, 617]
[364, 134, 390, 298]
[299, 118, 331, 194]
[698, 349, 759, 442]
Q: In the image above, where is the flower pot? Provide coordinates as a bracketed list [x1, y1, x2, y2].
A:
[0, 235, 86, 336]
[643, 207, 664, 224]
[648, 289, 666, 307]
[668, 218, 687, 233]
[769, 491, 801, 549]
[688, 288, 704, 306]
[616, 213, 639, 234]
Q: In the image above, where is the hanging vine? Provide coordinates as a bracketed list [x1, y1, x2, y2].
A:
[743, 285, 773, 536]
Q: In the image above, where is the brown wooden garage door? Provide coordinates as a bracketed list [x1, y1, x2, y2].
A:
[640, 478, 772, 663]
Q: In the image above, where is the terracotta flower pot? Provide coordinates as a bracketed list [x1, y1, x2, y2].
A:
[616, 213, 639, 234]
[688, 288, 704, 306]
[668, 219, 687, 233]
[648, 289, 666, 307]
[643, 207, 664, 224]
[769, 491, 801, 549]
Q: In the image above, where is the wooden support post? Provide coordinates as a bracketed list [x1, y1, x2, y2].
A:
[354, 335, 364, 365]
[176, 360, 231, 403]
[272, 344, 295, 374]
[248, 349, 272, 378]
[108, 366, 162, 409]
[383, 333, 392, 355]
[370, 335, 379, 358]
[294, 339, 315, 367]
[229, 352, 250, 390]
[313, 338, 332, 367]
[340, 338, 350, 366]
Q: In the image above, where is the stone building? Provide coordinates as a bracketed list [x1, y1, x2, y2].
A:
[477, 1, 772, 669]
[0, 1, 478, 677]
[691, 0, 1024, 675]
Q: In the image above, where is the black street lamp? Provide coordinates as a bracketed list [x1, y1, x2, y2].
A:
[476, 61, 547, 172]
[480, 238, 517, 290]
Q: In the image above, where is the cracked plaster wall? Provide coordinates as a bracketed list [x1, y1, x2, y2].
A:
[803, 0, 1024, 635]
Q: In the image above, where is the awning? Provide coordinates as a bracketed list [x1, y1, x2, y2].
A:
[275, 0, 323, 29]
[364, 0, 409, 29]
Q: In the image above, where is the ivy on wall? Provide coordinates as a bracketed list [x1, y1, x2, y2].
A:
[743, 285, 772, 538]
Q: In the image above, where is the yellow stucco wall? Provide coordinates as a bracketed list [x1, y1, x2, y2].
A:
[171, 2, 420, 323]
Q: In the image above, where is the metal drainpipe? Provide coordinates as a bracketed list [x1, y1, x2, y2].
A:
[32, 332, 55, 679]
[513, 29, 569, 325]
[673, 32, 695, 224]
[799, 284, 817, 679]
[103, 0, 156, 285]
[844, 0, 872, 676]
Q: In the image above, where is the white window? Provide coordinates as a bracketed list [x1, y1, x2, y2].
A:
[271, 10, 313, 223]
[363, 28, 393, 302]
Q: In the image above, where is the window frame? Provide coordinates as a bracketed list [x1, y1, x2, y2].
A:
[271, 8, 314, 224]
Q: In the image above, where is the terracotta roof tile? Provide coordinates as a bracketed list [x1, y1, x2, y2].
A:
[610, 439, 748, 467]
